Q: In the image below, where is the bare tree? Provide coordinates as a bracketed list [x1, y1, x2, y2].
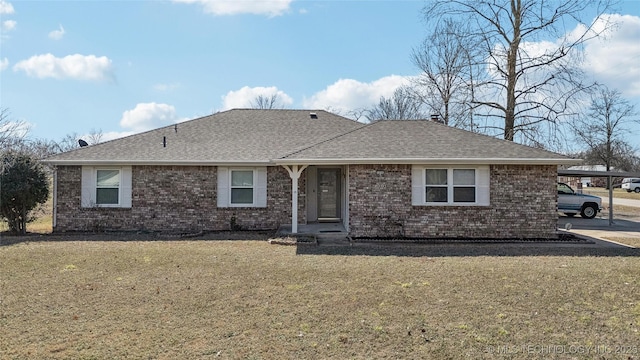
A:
[0, 108, 30, 151]
[571, 87, 639, 172]
[251, 94, 282, 110]
[56, 132, 81, 152]
[86, 128, 104, 145]
[365, 87, 426, 122]
[424, 0, 616, 142]
[412, 19, 478, 128]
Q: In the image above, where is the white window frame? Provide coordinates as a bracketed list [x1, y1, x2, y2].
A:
[217, 166, 267, 208]
[81, 166, 132, 208]
[412, 165, 490, 206]
[229, 168, 256, 207]
[95, 169, 122, 207]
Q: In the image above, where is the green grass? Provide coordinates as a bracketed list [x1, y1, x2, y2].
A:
[1, 241, 639, 359]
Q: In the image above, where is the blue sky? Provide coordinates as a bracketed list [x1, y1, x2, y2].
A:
[1, 0, 639, 147]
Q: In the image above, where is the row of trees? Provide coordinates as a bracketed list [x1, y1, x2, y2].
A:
[363, 0, 639, 171]
[253, 1, 638, 171]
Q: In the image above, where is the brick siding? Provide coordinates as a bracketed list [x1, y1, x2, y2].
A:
[348, 164, 558, 239]
[55, 163, 558, 239]
[54, 165, 305, 233]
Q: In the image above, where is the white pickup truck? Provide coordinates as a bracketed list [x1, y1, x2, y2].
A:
[557, 182, 602, 219]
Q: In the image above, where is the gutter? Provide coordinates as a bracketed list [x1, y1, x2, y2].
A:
[42, 160, 273, 166]
[275, 158, 581, 166]
[44, 157, 580, 167]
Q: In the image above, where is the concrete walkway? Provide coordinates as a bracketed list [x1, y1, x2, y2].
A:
[557, 216, 639, 248]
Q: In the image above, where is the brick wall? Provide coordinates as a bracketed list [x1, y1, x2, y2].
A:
[54, 165, 305, 233]
[348, 164, 558, 239]
[55, 163, 558, 238]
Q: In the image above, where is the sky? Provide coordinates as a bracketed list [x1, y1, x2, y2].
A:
[1, 0, 640, 148]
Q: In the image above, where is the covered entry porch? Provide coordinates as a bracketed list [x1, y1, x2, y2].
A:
[280, 164, 349, 234]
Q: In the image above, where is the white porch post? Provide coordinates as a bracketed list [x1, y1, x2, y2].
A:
[283, 164, 308, 234]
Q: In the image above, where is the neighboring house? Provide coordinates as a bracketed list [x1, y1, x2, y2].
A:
[44, 109, 577, 239]
[559, 165, 609, 188]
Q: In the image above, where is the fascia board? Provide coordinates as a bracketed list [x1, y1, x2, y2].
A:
[43, 160, 274, 166]
[275, 158, 580, 166]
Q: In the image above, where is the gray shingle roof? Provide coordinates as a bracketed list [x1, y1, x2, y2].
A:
[45, 110, 575, 165]
[45, 109, 363, 165]
[278, 120, 574, 164]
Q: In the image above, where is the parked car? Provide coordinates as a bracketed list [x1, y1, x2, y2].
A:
[621, 178, 640, 193]
[557, 182, 602, 219]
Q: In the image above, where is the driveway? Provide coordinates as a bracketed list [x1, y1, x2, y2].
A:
[558, 214, 640, 247]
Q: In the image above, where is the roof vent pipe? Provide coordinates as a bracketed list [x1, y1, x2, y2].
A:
[163, 136, 166, 148]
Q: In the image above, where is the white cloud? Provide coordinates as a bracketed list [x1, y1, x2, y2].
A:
[48, 24, 65, 40]
[120, 102, 187, 132]
[13, 53, 114, 81]
[302, 75, 411, 113]
[173, 0, 292, 17]
[582, 14, 640, 96]
[100, 130, 137, 142]
[2, 20, 16, 31]
[0, 57, 8, 71]
[0, 0, 14, 14]
[222, 86, 293, 110]
[153, 82, 181, 92]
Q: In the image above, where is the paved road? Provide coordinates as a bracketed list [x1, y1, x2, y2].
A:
[599, 196, 640, 208]
[581, 189, 640, 208]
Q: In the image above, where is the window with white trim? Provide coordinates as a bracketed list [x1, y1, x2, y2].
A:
[412, 165, 489, 206]
[217, 167, 267, 208]
[81, 166, 132, 208]
[230, 169, 254, 205]
[96, 169, 120, 205]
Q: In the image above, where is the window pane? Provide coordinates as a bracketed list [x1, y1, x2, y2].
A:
[426, 169, 447, 185]
[97, 170, 120, 187]
[97, 188, 119, 204]
[231, 171, 253, 186]
[454, 187, 475, 202]
[426, 187, 448, 202]
[231, 188, 253, 204]
[453, 169, 475, 185]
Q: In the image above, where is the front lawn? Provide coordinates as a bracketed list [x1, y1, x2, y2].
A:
[1, 240, 639, 359]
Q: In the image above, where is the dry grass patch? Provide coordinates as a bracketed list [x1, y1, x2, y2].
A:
[584, 187, 640, 201]
[1, 241, 639, 359]
[603, 237, 640, 248]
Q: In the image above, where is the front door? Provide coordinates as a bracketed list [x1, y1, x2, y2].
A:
[317, 168, 341, 221]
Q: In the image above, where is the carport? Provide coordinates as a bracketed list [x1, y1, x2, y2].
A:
[558, 169, 640, 226]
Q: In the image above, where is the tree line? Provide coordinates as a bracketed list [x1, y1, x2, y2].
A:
[1, 108, 105, 235]
[255, 1, 639, 171]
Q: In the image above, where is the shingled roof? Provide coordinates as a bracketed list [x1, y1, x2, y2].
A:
[45, 109, 363, 165]
[278, 120, 575, 165]
[45, 109, 576, 165]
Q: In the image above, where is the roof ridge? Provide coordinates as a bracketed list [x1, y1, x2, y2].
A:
[278, 121, 372, 159]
